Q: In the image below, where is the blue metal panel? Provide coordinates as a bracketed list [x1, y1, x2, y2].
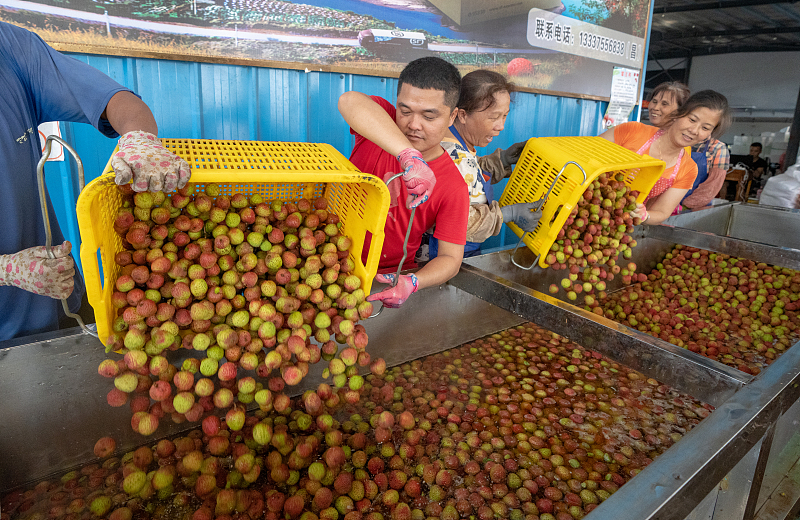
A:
[199, 62, 258, 141]
[307, 71, 349, 156]
[133, 60, 204, 140]
[351, 75, 397, 103]
[256, 67, 307, 143]
[555, 96, 584, 137]
[533, 94, 563, 137]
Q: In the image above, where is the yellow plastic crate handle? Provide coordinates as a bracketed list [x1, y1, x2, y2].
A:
[77, 174, 118, 345]
[509, 160, 587, 270]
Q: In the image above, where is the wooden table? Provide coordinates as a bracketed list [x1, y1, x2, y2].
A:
[720, 167, 751, 202]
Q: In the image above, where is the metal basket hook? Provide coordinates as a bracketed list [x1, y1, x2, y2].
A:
[37, 134, 98, 338]
[509, 160, 588, 270]
[369, 171, 417, 318]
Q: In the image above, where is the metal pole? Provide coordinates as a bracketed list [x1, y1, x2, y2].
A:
[683, 54, 692, 85]
[784, 84, 800, 169]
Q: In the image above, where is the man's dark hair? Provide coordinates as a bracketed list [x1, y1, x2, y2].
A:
[397, 57, 461, 109]
[751, 142, 763, 150]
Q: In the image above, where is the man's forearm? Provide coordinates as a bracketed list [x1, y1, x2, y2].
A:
[415, 254, 461, 289]
[103, 91, 158, 136]
[338, 91, 410, 157]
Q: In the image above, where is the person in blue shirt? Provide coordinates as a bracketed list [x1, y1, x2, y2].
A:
[0, 22, 190, 342]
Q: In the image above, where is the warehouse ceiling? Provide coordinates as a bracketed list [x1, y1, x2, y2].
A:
[648, 0, 800, 60]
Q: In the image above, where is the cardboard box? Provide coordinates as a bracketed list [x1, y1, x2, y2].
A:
[429, 0, 562, 26]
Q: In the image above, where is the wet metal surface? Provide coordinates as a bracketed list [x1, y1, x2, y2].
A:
[594, 337, 800, 520]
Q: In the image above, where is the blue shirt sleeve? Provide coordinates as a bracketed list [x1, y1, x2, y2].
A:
[1, 22, 132, 136]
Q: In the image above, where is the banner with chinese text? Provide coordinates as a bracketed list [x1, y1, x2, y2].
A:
[0, 0, 652, 99]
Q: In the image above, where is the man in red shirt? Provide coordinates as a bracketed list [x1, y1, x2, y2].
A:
[338, 57, 469, 308]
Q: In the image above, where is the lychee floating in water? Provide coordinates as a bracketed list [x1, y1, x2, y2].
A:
[93, 436, 116, 458]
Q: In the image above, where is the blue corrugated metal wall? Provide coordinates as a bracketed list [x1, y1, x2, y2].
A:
[46, 54, 610, 271]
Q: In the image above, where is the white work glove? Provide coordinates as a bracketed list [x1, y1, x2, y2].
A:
[501, 202, 543, 232]
[397, 148, 436, 209]
[112, 131, 191, 192]
[0, 241, 75, 299]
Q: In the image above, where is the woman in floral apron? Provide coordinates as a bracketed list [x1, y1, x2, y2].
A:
[424, 70, 541, 260]
[599, 90, 731, 225]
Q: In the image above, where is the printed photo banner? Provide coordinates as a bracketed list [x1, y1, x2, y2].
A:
[0, 0, 652, 99]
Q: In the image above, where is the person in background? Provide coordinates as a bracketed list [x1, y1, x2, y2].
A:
[0, 22, 190, 342]
[646, 81, 690, 128]
[744, 142, 770, 197]
[425, 70, 539, 260]
[338, 57, 469, 309]
[743, 142, 769, 179]
[721, 142, 769, 200]
[600, 90, 732, 225]
[682, 137, 731, 209]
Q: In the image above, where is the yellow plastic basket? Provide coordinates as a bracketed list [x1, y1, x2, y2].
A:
[77, 139, 390, 346]
[499, 136, 665, 269]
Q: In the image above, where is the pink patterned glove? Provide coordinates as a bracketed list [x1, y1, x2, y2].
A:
[397, 148, 436, 209]
[366, 273, 419, 308]
[112, 131, 191, 192]
[0, 241, 75, 299]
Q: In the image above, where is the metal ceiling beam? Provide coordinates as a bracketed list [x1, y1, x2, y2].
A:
[773, 3, 800, 23]
[650, 43, 800, 59]
[651, 25, 800, 41]
[653, 0, 795, 14]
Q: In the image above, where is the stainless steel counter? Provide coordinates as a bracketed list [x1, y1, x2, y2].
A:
[666, 202, 800, 252]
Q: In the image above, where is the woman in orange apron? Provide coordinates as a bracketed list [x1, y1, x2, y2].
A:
[599, 90, 731, 225]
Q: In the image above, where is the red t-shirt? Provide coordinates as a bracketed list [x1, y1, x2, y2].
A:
[349, 96, 469, 269]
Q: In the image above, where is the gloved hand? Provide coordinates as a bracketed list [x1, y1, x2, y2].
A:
[0, 241, 75, 299]
[366, 273, 419, 308]
[397, 148, 436, 209]
[631, 203, 649, 223]
[112, 131, 191, 192]
[500, 141, 528, 170]
[501, 202, 543, 232]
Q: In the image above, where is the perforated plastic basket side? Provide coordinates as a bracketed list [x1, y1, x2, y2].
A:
[77, 140, 390, 346]
[499, 136, 665, 268]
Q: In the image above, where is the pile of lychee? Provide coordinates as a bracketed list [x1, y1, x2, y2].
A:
[2, 323, 710, 520]
[545, 173, 644, 312]
[100, 183, 384, 436]
[599, 245, 800, 375]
